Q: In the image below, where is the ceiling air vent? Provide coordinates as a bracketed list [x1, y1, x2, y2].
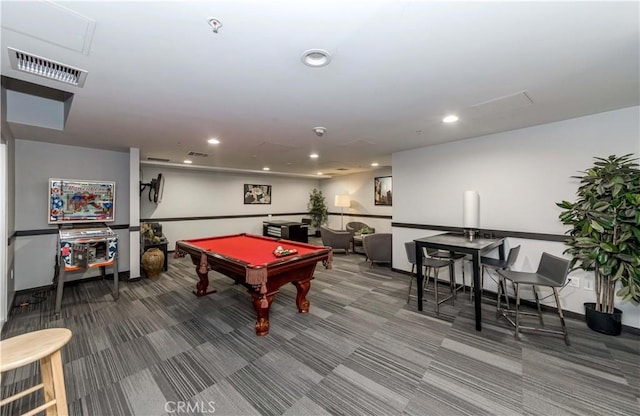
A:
[8, 47, 88, 87]
[187, 151, 209, 157]
[335, 168, 349, 171]
[147, 157, 170, 162]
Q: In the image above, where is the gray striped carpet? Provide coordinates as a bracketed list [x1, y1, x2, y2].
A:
[2, 242, 639, 415]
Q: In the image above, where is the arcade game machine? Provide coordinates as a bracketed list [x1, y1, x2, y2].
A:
[49, 178, 118, 314]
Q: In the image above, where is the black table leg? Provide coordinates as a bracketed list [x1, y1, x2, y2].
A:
[416, 243, 423, 311]
[472, 253, 482, 330]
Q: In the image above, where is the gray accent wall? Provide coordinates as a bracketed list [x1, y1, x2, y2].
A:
[13, 140, 130, 290]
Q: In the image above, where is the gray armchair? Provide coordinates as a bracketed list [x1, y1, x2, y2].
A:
[320, 226, 351, 254]
[346, 221, 375, 253]
[362, 233, 392, 266]
[346, 222, 375, 237]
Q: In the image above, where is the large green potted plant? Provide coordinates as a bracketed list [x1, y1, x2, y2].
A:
[556, 154, 640, 335]
[308, 188, 328, 236]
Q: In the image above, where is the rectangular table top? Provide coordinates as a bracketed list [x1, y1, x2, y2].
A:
[414, 233, 503, 253]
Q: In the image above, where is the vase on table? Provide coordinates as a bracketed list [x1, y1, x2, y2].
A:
[142, 248, 164, 279]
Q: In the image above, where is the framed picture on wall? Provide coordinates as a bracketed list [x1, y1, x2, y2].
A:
[374, 176, 392, 206]
[244, 184, 272, 204]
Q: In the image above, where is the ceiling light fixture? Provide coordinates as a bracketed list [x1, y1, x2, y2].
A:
[184, 160, 193, 164]
[301, 49, 331, 67]
[263, 167, 270, 171]
[310, 153, 319, 159]
[207, 17, 222, 33]
[313, 127, 326, 137]
[371, 162, 379, 167]
[317, 172, 323, 175]
[443, 115, 459, 123]
[207, 138, 220, 144]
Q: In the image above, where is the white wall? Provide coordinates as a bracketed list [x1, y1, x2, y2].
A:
[14, 140, 131, 290]
[320, 167, 393, 232]
[393, 106, 640, 328]
[140, 166, 320, 249]
[394, 107, 639, 234]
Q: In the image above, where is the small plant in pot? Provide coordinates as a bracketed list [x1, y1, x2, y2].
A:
[308, 188, 328, 236]
[556, 154, 640, 335]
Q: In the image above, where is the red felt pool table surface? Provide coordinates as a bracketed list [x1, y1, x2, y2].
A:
[181, 233, 320, 265]
[175, 233, 332, 336]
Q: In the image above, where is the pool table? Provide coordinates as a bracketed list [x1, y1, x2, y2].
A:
[175, 233, 332, 336]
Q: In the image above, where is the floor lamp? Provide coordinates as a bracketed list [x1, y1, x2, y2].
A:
[335, 194, 350, 230]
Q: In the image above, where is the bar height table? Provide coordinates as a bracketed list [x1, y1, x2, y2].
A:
[414, 233, 505, 331]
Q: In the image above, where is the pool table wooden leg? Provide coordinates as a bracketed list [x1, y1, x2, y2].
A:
[193, 263, 217, 297]
[251, 293, 275, 336]
[292, 279, 312, 313]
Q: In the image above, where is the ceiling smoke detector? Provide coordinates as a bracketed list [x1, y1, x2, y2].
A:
[207, 17, 222, 33]
[313, 127, 327, 137]
[301, 49, 331, 67]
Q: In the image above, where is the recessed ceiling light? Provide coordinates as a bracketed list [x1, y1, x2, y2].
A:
[317, 172, 323, 175]
[184, 160, 193, 164]
[443, 115, 459, 123]
[207, 138, 220, 144]
[263, 167, 270, 171]
[301, 49, 331, 67]
[310, 153, 319, 159]
[371, 162, 379, 167]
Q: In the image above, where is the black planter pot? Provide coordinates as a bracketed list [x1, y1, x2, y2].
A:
[584, 302, 622, 336]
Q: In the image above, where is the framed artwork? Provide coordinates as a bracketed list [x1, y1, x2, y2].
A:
[48, 178, 116, 224]
[374, 176, 392, 206]
[244, 184, 272, 204]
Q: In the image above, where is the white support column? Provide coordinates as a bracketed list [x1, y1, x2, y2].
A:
[0, 139, 7, 326]
[129, 148, 141, 279]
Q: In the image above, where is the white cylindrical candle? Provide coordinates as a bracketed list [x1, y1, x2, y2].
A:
[463, 190, 479, 228]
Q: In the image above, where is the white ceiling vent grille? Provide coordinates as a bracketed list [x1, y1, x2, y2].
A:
[187, 151, 209, 157]
[8, 47, 88, 87]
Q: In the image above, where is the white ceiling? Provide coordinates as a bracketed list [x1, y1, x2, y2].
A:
[1, 1, 638, 177]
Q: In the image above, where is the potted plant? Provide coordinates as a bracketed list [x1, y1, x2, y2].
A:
[556, 154, 640, 335]
[307, 188, 328, 236]
[141, 222, 162, 243]
[360, 226, 372, 235]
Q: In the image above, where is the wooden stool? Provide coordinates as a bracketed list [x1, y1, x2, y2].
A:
[1, 328, 73, 416]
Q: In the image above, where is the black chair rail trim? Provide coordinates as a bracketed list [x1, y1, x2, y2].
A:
[391, 222, 567, 243]
[142, 212, 309, 222]
[15, 223, 132, 238]
[14, 213, 313, 237]
[329, 212, 392, 220]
